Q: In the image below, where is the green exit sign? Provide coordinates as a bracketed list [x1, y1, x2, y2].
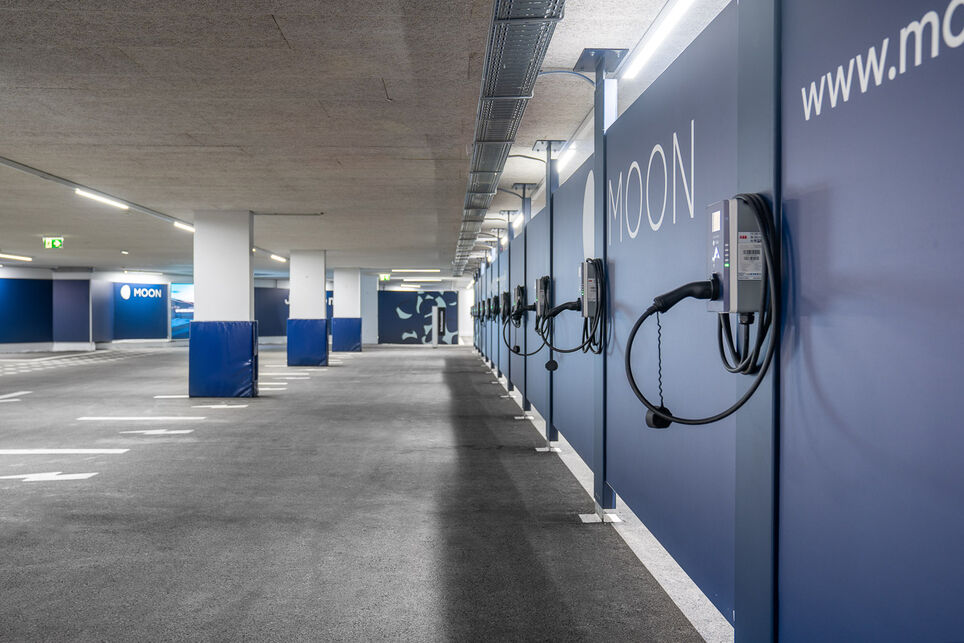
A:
[379, 273, 391, 282]
[43, 236, 64, 249]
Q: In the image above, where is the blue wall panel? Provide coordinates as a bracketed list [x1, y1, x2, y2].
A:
[378, 291, 458, 344]
[551, 161, 596, 465]
[497, 249, 509, 377]
[113, 283, 168, 340]
[524, 210, 550, 418]
[508, 231, 526, 394]
[90, 280, 113, 343]
[605, 5, 738, 620]
[52, 280, 90, 343]
[780, 0, 964, 639]
[254, 287, 289, 337]
[0, 278, 53, 343]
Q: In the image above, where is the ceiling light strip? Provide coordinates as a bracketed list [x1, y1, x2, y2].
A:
[0, 155, 289, 265]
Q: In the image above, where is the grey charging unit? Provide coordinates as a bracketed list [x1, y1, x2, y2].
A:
[579, 260, 602, 318]
[707, 198, 764, 314]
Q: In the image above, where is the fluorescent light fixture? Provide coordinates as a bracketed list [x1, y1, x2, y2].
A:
[74, 188, 129, 210]
[403, 277, 441, 282]
[622, 0, 697, 79]
[391, 269, 441, 273]
[173, 221, 195, 233]
[0, 252, 32, 262]
[121, 250, 129, 255]
[270, 254, 287, 263]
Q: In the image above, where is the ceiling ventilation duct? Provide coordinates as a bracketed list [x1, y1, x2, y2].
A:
[452, 0, 566, 276]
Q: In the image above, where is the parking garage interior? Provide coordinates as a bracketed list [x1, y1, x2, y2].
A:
[1, 1, 962, 641]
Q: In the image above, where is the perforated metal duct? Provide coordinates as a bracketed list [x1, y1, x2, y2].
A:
[452, 0, 566, 276]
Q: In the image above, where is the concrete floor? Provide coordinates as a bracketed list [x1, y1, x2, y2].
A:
[0, 345, 701, 642]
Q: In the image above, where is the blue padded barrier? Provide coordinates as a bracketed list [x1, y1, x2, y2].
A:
[189, 321, 258, 397]
[287, 318, 328, 366]
[331, 317, 362, 352]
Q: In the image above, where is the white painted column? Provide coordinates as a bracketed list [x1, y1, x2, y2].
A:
[193, 210, 253, 321]
[360, 273, 378, 345]
[333, 268, 361, 318]
[458, 285, 474, 345]
[289, 250, 327, 319]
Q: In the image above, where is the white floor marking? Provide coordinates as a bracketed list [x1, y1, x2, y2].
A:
[259, 388, 286, 391]
[270, 376, 309, 380]
[191, 404, 248, 409]
[77, 416, 205, 421]
[154, 394, 188, 399]
[0, 471, 98, 482]
[578, 513, 623, 524]
[0, 449, 129, 455]
[0, 391, 32, 400]
[121, 429, 194, 435]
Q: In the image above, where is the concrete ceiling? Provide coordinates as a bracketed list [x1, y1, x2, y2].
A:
[0, 0, 686, 278]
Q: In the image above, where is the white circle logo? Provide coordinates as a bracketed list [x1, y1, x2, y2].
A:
[582, 170, 595, 259]
[120, 284, 131, 300]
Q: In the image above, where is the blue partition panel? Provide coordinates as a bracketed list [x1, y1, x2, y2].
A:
[497, 249, 509, 377]
[287, 318, 328, 366]
[524, 210, 551, 418]
[508, 231, 526, 394]
[189, 321, 258, 397]
[780, 0, 964, 639]
[0, 278, 53, 343]
[113, 283, 168, 340]
[254, 287, 290, 336]
[605, 5, 738, 620]
[551, 161, 596, 464]
[331, 317, 362, 351]
[52, 280, 90, 343]
[90, 280, 114, 342]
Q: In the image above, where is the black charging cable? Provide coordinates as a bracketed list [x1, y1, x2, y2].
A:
[624, 194, 778, 427]
[501, 304, 548, 356]
[537, 258, 607, 369]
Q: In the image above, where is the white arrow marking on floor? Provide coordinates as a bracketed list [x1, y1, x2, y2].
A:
[0, 449, 129, 455]
[191, 404, 248, 409]
[0, 471, 98, 482]
[0, 391, 31, 400]
[154, 394, 188, 399]
[77, 416, 206, 421]
[121, 429, 194, 435]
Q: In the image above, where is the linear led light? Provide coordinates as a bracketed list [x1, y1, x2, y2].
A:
[121, 250, 129, 255]
[0, 252, 32, 262]
[173, 221, 195, 233]
[270, 254, 287, 263]
[557, 145, 577, 170]
[75, 188, 129, 210]
[621, 0, 697, 79]
[391, 269, 441, 273]
[403, 277, 442, 282]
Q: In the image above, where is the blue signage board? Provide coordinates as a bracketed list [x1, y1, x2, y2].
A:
[113, 282, 168, 340]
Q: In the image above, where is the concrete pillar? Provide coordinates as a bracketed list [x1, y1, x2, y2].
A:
[188, 210, 257, 397]
[360, 273, 378, 345]
[287, 250, 328, 366]
[332, 268, 362, 351]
